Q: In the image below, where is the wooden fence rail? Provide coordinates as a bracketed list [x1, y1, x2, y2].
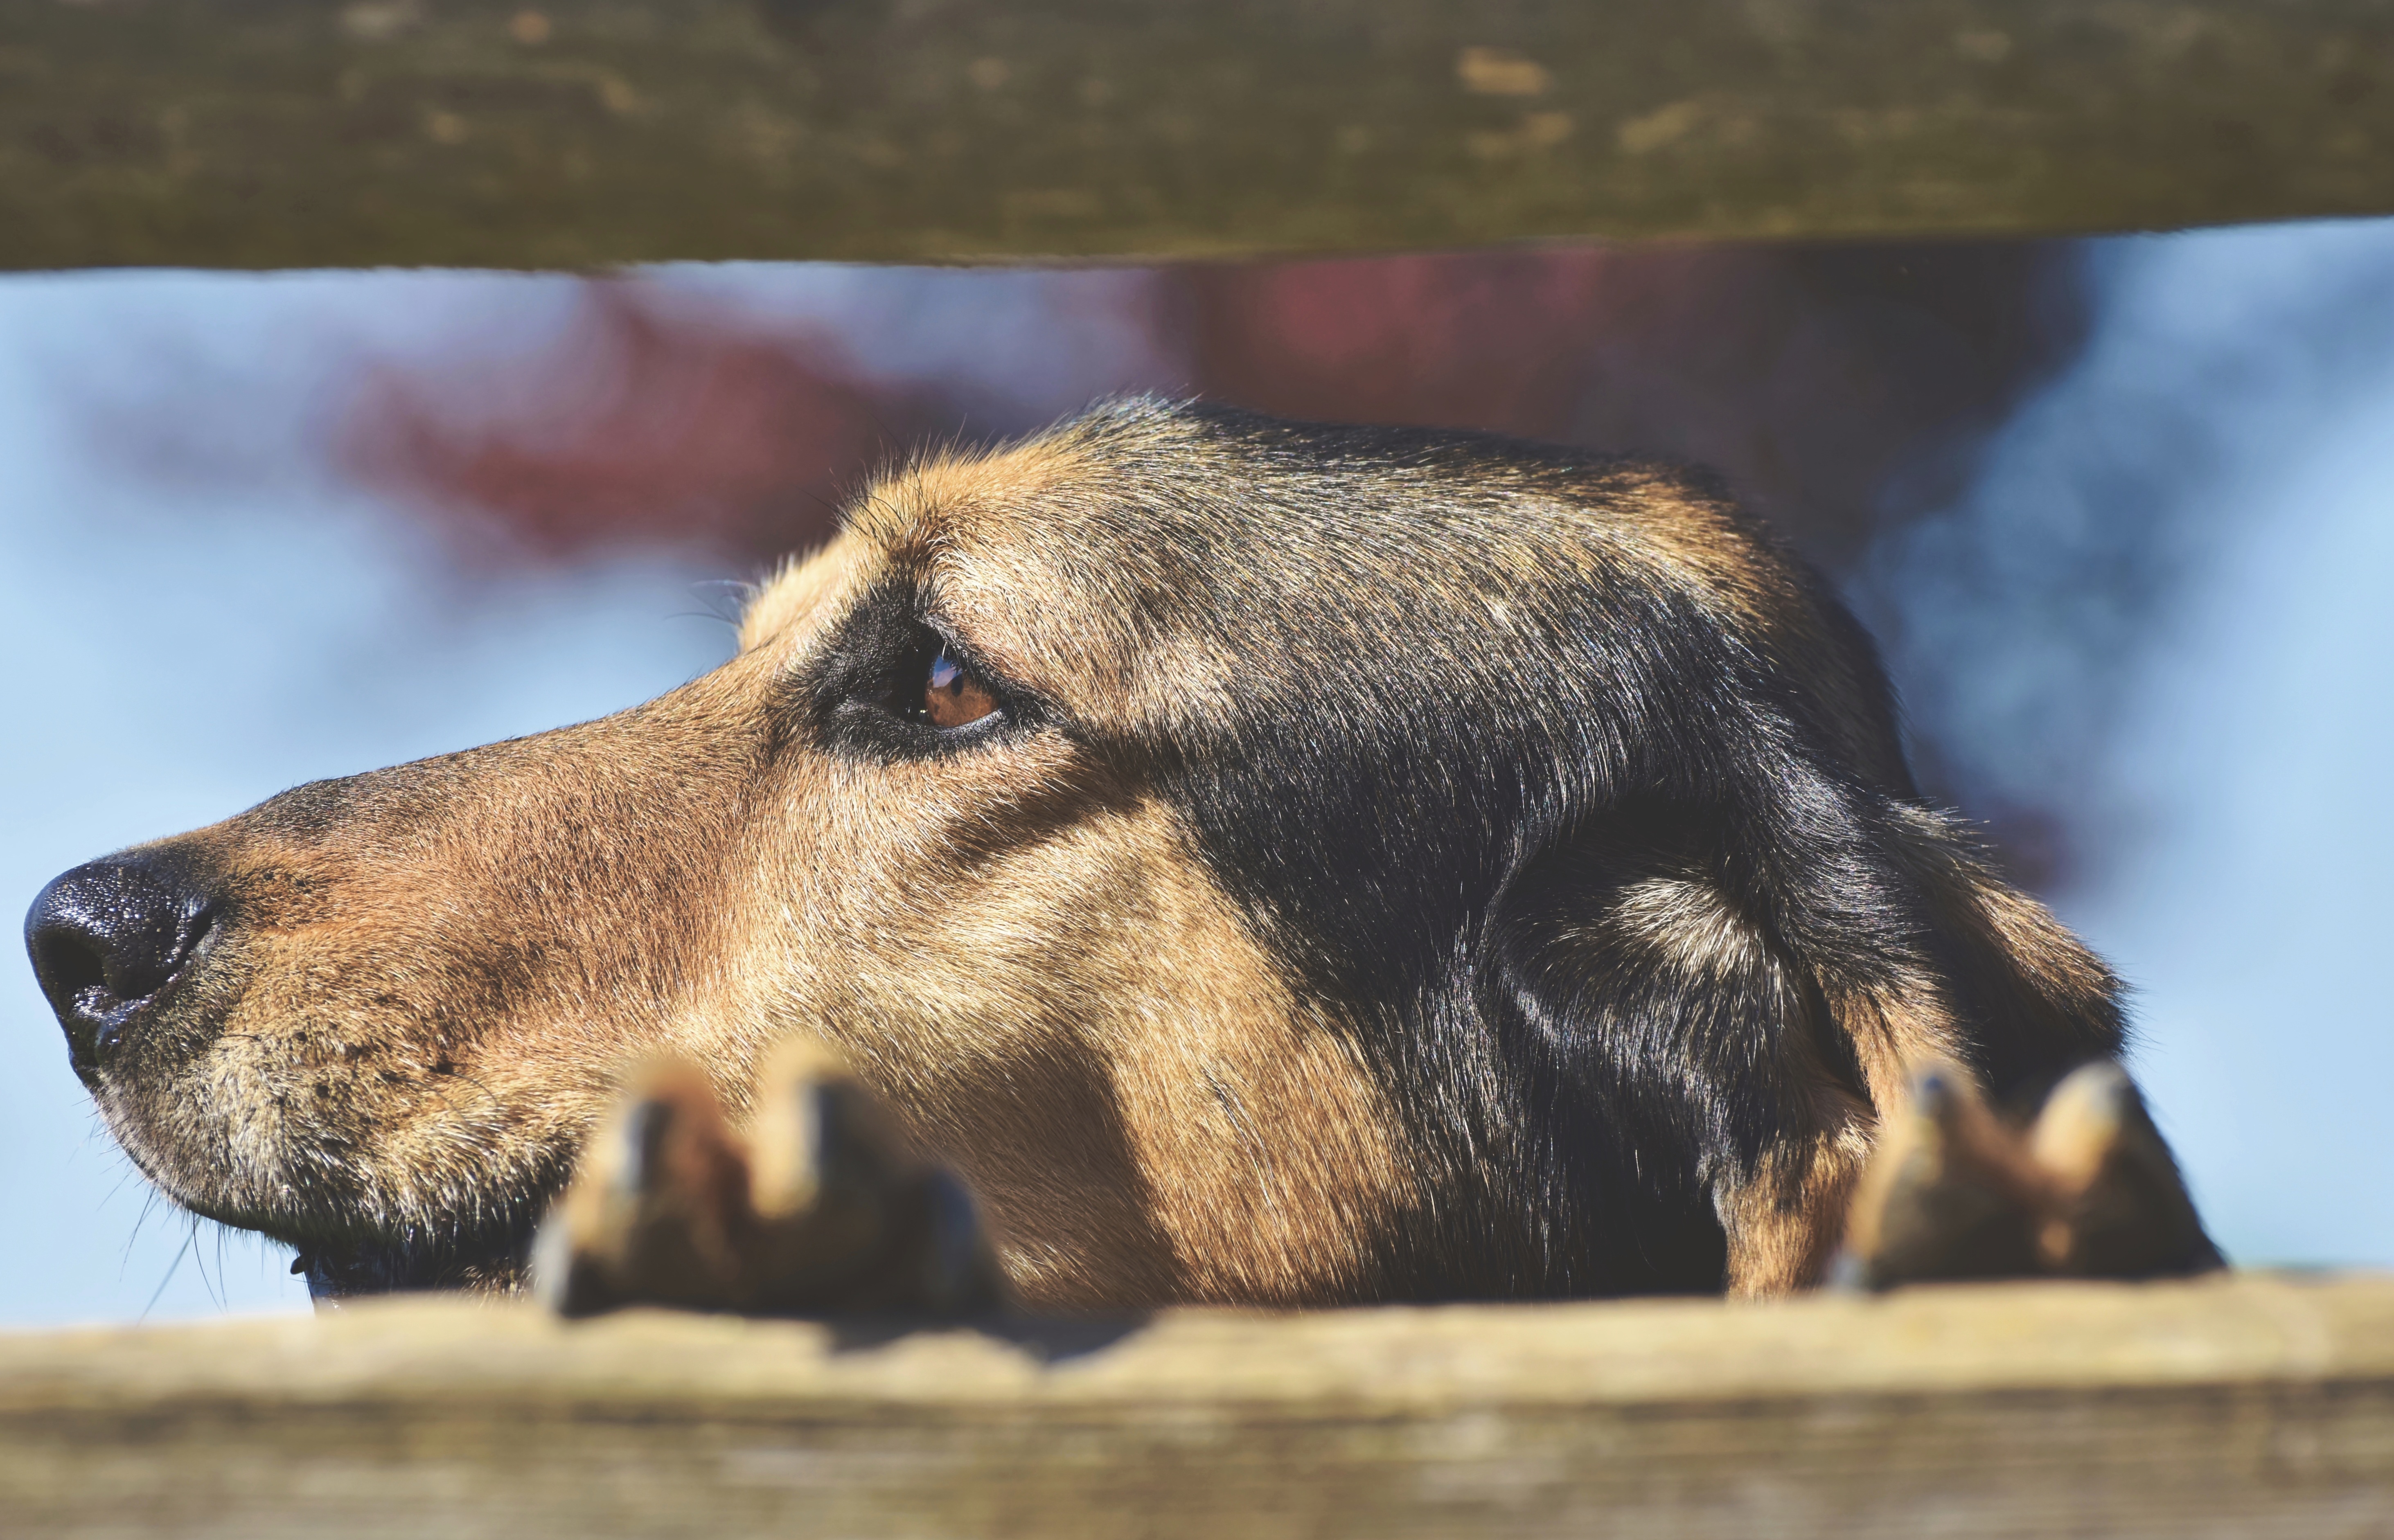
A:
[2, 1271, 2391, 1537]
[7, 0, 2394, 270]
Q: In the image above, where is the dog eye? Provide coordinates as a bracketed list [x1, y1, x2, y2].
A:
[920, 644, 1000, 730]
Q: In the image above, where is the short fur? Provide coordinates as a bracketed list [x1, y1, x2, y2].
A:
[47, 399, 2128, 1307]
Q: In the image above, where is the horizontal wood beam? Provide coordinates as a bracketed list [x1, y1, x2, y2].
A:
[4, 1273, 2392, 1536]
[6, 1, 2394, 270]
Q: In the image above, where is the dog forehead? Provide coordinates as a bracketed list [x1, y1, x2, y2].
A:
[737, 402, 1748, 741]
[734, 431, 1097, 651]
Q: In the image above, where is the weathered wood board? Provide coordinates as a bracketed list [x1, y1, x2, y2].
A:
[6, 0, 2394, 270]
[2, 1271, 2390, 1537]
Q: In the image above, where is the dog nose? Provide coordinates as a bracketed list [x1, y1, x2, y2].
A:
[25, 855, 215, 1072]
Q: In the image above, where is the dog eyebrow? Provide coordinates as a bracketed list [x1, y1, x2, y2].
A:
[736, 536, 881, 653]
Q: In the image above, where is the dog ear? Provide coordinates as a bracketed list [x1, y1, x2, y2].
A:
[1486, 815, 1837, 1146]
[1488, 792, 2142, 1119]
[1482, 815, 1873, 1293]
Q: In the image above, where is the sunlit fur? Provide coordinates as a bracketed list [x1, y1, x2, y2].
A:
[84, 398, 2133, 1306]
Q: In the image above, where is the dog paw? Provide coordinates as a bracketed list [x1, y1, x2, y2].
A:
[1834, 1057, 2220, 1290]
[532, 1042, 1009, 1319]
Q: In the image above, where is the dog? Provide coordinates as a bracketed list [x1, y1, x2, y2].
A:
[25, 398, 2217, 1313]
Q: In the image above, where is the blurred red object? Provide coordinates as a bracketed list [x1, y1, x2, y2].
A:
[1170, 250, 1612, 441]
[342, 283, 943, 564]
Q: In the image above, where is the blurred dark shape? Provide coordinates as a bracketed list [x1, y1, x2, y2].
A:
[1837, 1062, 2046, 1290]
[342, 284, 951, 563]
[1837, 1058, 2223, 1290]
[2029, 1060, 2223, 1279]
[1171, 243, 2089, 567]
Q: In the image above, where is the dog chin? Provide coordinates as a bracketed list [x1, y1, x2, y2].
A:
[107, 1085, 563, 1309]
[291, 1229, 534, 1307]
[98, 1109, 538, 1308]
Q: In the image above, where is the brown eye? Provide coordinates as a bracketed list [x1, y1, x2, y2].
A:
[922, 644, 999, 729]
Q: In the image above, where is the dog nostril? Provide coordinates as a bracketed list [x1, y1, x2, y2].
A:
[36, 929, 110, 1002]
[24, 854, 216, 1069]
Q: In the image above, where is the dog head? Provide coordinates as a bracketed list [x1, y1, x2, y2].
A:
[27, 399, 1918, 1307]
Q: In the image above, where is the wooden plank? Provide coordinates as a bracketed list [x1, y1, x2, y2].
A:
[2, 1272, 2391, 1537]
[6, 0, 2394, 271]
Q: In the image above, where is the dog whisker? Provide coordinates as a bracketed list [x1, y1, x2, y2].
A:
[136, 1229, 194, 1323]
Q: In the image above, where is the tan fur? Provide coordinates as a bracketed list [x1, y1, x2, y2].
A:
[1607, 474, 1911, 792]
[741, 787, 1413, 1308]
[1607, 874, 1769, 977]
[1826, 985, 1972, 1114]
[738, 532, 876, 651]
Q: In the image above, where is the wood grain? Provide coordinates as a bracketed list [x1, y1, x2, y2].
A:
[2, 1272, 2391, 1536]
[6, 0, 2394, 270]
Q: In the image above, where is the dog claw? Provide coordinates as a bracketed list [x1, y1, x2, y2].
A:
[739, 1040, 1009, 1316]
[2029, 1060, 2224, 1279]
[1837, 1058, 2222, 1290]
[532, 1060, 754, 1317]
[1837, 1062, 2045, 1289]
[535, 1043, 1008, 1319]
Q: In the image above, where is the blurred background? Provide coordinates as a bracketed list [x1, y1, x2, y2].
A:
[4, 222, 2389, 1324]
